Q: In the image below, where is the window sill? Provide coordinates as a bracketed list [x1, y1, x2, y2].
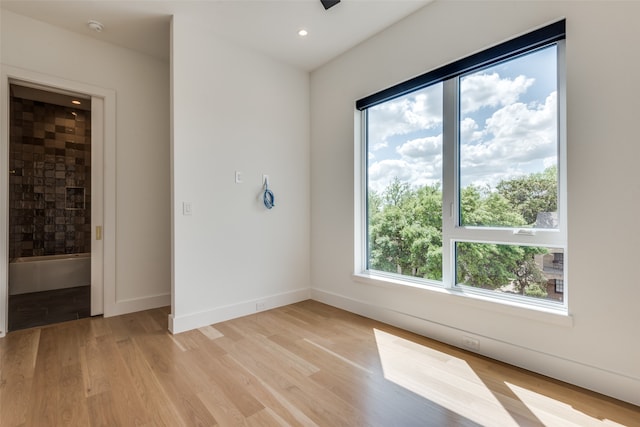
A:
[352, 272, 573, 328]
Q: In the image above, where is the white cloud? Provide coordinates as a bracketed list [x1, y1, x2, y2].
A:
[461, 73, 534, 114]
[460, 92, 557, 187]
[368, 86, 442, 150]
[396, 135, 442, 159]
[460, 117, 482, 143]
[372, 141, 388, 151]
[369, 160, 413, 194]
[368, 155, 442, 194]
[543, 156, 557, 169]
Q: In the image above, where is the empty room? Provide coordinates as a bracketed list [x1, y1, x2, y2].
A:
[1, 0, 639, 425]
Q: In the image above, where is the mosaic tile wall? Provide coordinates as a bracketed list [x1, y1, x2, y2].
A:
[9, 96, 91, 259]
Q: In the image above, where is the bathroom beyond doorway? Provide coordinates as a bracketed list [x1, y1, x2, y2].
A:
[7, 84, 92, 331]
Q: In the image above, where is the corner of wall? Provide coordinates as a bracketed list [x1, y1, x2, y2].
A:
[169, 287, 310, 334]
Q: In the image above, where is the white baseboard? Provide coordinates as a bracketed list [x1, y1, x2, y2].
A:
[168, 288, 310, 334]
[311, 288, 640, 407]
[105, 293, 171, 317]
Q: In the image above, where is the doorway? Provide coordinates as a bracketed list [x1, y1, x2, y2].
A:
[0, 67, 114, 337]
[0, 68, 111, 336]
[7, 84, 93, 330]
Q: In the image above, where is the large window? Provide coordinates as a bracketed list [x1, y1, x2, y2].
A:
[358, 21, 566, 308]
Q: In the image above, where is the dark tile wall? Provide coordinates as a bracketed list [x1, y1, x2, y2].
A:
[9, 96, 91, 259]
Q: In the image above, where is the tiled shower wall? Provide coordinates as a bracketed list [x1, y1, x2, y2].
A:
[9, 96, 91, 259]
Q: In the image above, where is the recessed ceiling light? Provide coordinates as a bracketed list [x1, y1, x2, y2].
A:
[298, 29, 308, 37]
[72, 100, 81, 105]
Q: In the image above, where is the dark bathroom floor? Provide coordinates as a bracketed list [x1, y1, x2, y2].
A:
[8, 285, 91, 331]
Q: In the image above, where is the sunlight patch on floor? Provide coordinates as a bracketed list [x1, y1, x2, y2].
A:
[505, 382, 627, 426]
[374, 328, 521, 426]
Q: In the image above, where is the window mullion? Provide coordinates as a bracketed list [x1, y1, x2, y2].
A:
[441, 77, 458, 288]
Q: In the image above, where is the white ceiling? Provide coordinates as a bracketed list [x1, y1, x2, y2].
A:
[1, 0, 433, 71]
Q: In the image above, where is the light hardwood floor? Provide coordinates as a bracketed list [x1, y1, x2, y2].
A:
[1, 300, 638, 426]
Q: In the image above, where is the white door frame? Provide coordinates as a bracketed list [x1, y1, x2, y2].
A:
[0, 66, 116, 337]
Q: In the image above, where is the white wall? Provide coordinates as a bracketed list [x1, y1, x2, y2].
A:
[1, 11, 171, 316]
[170, 14, 310, 333]
[310, 1, 640, 405]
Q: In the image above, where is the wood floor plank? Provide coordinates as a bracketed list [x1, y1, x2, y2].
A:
[133, 332, 219, 426]
[79, 333, 111, 398]
[55, 321, 86, 367]
[1, 300, 639, 427]
[196, 387, 247, 426]
[0, 328, 40, 426]
[116, 337, 185, 427]
[24, 327, 60, 427]
[88, 315, 110, 339]
[225, 331, 372, 426]
[245, 407, 289, 427]
[94, 334, 154, 425]
[57, 363, 91, 426]
[87, 391, 123, 427]
[198, 325, 224, 340]
[183, 348, 265, 418]
[220, 353, 318, 427]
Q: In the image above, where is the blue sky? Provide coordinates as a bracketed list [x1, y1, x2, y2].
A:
[367, 45, 558, 194]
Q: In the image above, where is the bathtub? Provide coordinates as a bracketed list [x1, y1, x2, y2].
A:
[9, 253, 91, 295]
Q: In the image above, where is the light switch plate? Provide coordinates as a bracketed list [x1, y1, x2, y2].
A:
[183, 202, 192, 216]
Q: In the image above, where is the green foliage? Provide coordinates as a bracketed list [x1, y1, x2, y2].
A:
[456, 242, 518, 289]
[369, 168, 558, 300]
[461, 186, 526, 227]
[369, 178, 442, 280]
[383, 177, 412, 207]
[524, 282, 548, 298]
[456, 243, 548, 296]
[514, 255, 548, 297]
[496, 165, 557, 225]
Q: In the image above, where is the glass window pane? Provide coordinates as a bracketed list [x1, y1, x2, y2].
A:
[367, 83, 443, 281]
[456, 242, 564, 303]
[459, 45, 558, 229]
